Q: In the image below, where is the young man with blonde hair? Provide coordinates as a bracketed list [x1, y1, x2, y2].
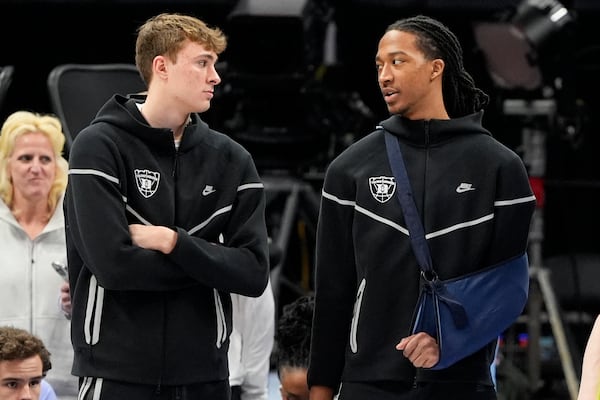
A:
[64, 13, 269, 400]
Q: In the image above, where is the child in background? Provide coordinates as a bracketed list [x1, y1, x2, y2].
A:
[276, 294, 314, 400]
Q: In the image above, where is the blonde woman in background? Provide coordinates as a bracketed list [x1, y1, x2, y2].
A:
[0, 111, 77, 399]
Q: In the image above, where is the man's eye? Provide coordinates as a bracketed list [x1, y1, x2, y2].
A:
[393, 59, 403, 65]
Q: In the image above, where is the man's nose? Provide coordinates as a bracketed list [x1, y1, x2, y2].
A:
[209, 65, 221, 85]
[19, 385, 33, 400]
[378, 64, 392, 84]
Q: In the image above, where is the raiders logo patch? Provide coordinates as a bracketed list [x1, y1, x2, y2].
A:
[369, 176, 396, 203]
[135, 169, 160, 198]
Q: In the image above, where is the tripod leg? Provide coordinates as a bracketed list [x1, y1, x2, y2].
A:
[537, 267, 580, 400]
[269, 184, 301, 308]
[527, 209, 544, 392]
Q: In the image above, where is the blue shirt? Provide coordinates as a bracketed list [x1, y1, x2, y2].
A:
[41, 380, 58, 400]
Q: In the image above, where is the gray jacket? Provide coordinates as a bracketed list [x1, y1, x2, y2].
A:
[0, 196, 78, 398]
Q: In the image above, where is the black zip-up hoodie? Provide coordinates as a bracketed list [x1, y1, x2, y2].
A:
[64, 94, 269, 386]
[308, 111, 535, 390]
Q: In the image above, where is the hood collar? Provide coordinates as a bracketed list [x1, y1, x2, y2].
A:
[378, 111, 491, 146]
[91, 94, 210, 153]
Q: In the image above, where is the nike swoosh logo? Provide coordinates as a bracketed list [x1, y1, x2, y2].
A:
[202, 186, 216, 196]
[456, 183, 475, 193]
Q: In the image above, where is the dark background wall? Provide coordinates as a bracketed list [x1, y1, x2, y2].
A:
[1, 0, 600, 258]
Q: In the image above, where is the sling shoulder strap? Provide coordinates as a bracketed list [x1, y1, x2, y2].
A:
[383, 129, 434, 275]
[384, 129, 468, 330]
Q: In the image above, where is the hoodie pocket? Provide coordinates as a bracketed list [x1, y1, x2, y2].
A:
[349, 278, 366, 353]
[84, 275, 104, 345]
[214, 289, 227, 348]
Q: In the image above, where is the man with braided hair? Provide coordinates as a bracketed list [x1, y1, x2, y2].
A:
[308, 15, 535, 400]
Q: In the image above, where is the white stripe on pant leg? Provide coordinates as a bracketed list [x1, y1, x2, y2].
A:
[92, 378, 103, 400]
[78, 377, 92, 400]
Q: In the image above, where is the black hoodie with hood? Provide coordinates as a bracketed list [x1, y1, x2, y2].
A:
[308, 111, 535, 390]
[64, 94, 269, 386]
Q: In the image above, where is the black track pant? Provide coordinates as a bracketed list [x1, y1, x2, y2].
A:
[78, 377, 231, 400]
[337, 381, 497, 400]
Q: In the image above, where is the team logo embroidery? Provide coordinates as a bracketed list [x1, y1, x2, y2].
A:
[134, 169, 160, 198]
[369, 176, 396, 203]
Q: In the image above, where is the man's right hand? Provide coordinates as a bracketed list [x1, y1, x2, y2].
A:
[396, 332, 440, 368]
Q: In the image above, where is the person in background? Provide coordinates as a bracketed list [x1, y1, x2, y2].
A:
[0, 326, 55, 400]
[58, 282, 71, 318]
[276, 294, 314, 400]
[308, 15, 535, 400]
[228, 278, 275, 400]
[577, 314, 600, 400]
[0, 111, 77, 399]
[64, 13, 269, 400]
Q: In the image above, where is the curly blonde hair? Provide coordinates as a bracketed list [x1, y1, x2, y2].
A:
[0, 111, 68, 214]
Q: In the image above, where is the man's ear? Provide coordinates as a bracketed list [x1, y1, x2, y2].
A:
[431, 59, 445, 81]
[153, 55, 168, 80]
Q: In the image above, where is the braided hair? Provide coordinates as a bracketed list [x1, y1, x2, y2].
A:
[276, 294, 314, 374]
[386, 15, 489, 117]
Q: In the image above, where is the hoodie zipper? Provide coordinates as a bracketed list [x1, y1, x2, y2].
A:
[157, 137, 178, 393]
[156, 293, 167, 395]
[172, 138, 179, 179]
[423, 120, 430, 230]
